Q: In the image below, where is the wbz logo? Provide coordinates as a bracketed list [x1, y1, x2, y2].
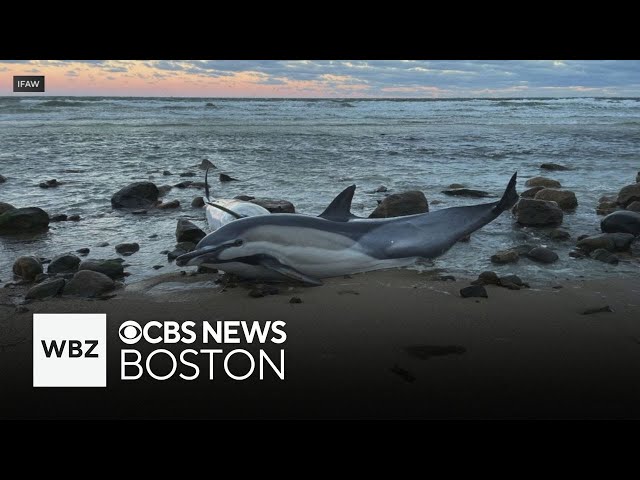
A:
[33, 314, 106, 387]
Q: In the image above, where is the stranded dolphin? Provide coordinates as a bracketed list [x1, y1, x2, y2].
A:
[177, 173, 519, 285]
[203, 166, 361, 231]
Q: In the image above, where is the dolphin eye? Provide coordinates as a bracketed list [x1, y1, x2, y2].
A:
[235, 239, 244, 246]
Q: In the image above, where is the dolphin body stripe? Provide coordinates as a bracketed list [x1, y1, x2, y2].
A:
[177, 173, 519, 285]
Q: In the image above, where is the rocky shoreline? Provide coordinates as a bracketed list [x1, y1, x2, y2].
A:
[1, 162, 640, 311]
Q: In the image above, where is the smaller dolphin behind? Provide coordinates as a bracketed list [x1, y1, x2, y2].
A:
[177, 172, 519, 286]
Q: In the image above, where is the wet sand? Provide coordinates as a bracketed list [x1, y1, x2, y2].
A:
[2, 268, 640, 419]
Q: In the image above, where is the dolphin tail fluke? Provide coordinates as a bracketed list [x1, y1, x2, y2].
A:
[319, 185, 357, 221]
[493, 172, 518, 213]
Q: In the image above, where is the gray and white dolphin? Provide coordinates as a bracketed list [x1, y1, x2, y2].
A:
[176, 173, 519, 286]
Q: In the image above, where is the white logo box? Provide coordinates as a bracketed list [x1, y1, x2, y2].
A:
[33, 313, 107, 387]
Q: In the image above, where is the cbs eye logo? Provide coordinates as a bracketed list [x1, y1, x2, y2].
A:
[119, 321, 142, 344]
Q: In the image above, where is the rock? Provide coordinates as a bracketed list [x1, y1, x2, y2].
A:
[250, 198, 296, 214]
[626, 201, 640, 212]
[63, 270, 115, 297]
[67, 214, 80, 221]
[248, 284, 280, 298]
[158, 199, 180, 209]
[47, 254, 81, 274]
[111, 181, 159, 209]
[601, 210, 640, 236]
[157, 185, 172, 196]
[590, 248, 619, 265]
[525, 177, 562, 188]
[50, 214, 68, 222]
[596, 200, 618, 216]
[78, 259, 124, 279]
[0, 202, 16, 215]
[197, 266, 218, 274]
[115, 242, 140, 256]
[26, 278, 65, 299]
[490, 249, 519, 264]
[460, 285, 488, 298]
[515, 199, 563, 227]
[131, 209, 147, 215]
[152, 265, 163, 270]
[220, 173, 239, 182]
[176, 219, 206, 243]
[39, 179, 61, 188]
[438, 275, 456, 281]
[441, 188, 490, 198]
[174, 181, 193, 189]
[200, 159, 216, 170]
[0, 207, 50, 233]
[540, 163, 569, 171]
[534, 189, 578, 210]
[179, 172, 196, 177]
[582, 305, 614, 315]
[12, 256, 43, 281]
[617, 183, 640, 207]
[163, 170, 172, 176]
[577, 232, 635, 252]
[148, 234, 158, 239]
[448, 183, 465, 189]
[500, 282, 521, 290]
[168, 241, 196, 260]
[95, 242, 109, 247]
[76, 248, 90, 256]
[526, 246, 559, 264]
[546, 228, 570, 240]
[235, 195, 255, 201]
[34, 273, 50, 283]
[637, 172, 640, 183]
[191, 196, 205, 208]
[569, 250, 586, 259]
[577, 234, 589, 242]
[368, 191, 428, 218]
[430, 199, 444, 205]
[0, 174, 6, 183]
[472, 271, 500, 286]
[373, 185, 388, 193]
[15, 305, 29, 314]
[499, 274, 527, 287]
[520, 186, 545, 198]
[289, 297, 303, 304]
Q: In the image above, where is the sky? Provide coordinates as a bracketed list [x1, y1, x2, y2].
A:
[1, 60, 639, 97]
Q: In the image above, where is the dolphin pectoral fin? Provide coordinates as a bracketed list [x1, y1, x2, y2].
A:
[259, 256, 324, 286]
[319, 185, 358, 221]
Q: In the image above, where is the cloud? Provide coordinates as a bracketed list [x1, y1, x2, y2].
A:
[1, 60, 639, 97]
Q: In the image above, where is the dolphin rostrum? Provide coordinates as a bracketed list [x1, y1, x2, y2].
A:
[177, 173, 519, 285]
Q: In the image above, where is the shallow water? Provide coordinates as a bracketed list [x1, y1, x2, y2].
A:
[0, 96, 639, 284]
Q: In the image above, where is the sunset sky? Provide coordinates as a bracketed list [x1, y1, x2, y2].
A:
[1, 60, 639, 97]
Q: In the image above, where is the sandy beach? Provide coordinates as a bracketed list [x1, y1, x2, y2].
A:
[2, 268, 640, 419]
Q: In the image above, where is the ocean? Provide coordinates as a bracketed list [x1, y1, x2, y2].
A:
[0, 96, 639, 283]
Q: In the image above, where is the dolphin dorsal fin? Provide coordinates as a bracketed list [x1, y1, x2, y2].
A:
[319, 185, 357, 221]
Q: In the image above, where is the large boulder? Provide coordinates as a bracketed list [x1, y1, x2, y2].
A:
[616, 183, 640, 207]
[515, 199, 563, 227]
[176, 219, 206, 243]
[577, 232, 635, 252]
[47, 254, 81, 274]
[26, 278, 65, 299]
[600, 210, 640, 236]
[249, 199, 296, 214]
[540, 163, 569, 171]
[0, 207, 49, 233]
[12, 256, 43, 281]
[63, 270, 115, 297]
[626, 201, 640, 212]
[590, 248, 619, 265]
[520, 187, 545, 199]
[0, 202, 16, 215]
[111, 182, 159, 209]
[78, 259, 124, 279]
[525, 177, 562, 188]
[534, 189, 578, 210]
[368, 191, 428, 218]
[526, 246, 559, 264]
[441, 188, 490, 198]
